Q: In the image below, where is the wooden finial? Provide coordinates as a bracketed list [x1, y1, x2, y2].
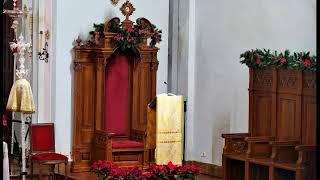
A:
[111, 0, 120, 5]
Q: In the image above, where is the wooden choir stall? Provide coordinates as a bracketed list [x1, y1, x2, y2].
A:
[70, 2, 159, 172]
[222, 69, 316, 180]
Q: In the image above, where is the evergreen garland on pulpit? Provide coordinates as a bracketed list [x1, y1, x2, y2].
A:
[240, 49, 316, 71]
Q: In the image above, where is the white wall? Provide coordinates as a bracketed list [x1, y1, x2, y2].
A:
[191, 0, 316, 165]
[54, 0, 169, 157]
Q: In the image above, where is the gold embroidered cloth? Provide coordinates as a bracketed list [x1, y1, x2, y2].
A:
[6, 78, 35, 113]
[156, 94, 183, 165]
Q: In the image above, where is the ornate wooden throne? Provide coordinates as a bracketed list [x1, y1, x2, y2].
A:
[71, 2, 159, 172]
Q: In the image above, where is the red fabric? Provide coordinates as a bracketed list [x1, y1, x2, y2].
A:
[112, 139, 144, 149]
[32, 153, 68, 161]
[104, 54, 130, 135]
[31, 124, 54, 152]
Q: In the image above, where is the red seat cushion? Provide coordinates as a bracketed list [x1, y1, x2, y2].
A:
[112, 139, 144, 149]
[32, 153, 68, 161]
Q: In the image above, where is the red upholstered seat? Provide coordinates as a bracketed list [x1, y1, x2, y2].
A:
[32, 153, 68, 161]
[112, 139, 144, 149]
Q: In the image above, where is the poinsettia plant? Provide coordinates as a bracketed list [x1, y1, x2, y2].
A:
[109, 167, 144, 180]
[91, 160, 119, 179]
[240, 49, 316, 72]
[112, 25, 148, 52]
[91, 161, 200, 180]
[147, 162, 181, 180]
[178, 164, 200, 180]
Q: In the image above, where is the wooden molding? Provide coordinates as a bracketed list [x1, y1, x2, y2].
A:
[185, 161, 222, 178]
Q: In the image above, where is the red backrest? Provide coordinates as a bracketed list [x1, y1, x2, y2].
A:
[31, 123, 55, 152]
[104, 53, 130, 135]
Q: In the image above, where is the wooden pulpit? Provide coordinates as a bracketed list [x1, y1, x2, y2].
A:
[71, 3, 159, 172]
[222, 69, 316, 180]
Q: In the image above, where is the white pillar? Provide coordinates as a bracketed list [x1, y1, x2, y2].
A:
[186, 0, 196, 161]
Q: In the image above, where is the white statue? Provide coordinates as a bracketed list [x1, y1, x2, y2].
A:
[10, 34, 31, 79]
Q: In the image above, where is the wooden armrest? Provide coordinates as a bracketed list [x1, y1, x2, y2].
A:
[270, 140, 300, 147]
[295, 145, 317, 151]
[295, 145, 317, 166]
[245, 136, 275, 142]
[130, 129, 146, 141]
[222, 133, 249, 154]
[95, 130, 115, 138]
[222, 133, 250, 139]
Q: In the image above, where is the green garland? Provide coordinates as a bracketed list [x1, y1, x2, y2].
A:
[240, 49, 316, 72]
[89, 21, 162, 52]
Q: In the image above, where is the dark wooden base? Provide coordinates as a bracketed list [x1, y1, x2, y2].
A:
[223, 152, 316, 180]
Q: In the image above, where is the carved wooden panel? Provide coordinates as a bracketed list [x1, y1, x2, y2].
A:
[79, 64, 96, 144]
[131, 60, 154, 131]
[277, 70, 302, 94]
[277, 96, 300, 141]
[301, 72, 316, 145]
[252, 70, 273, 90]
[252, 94, 272, 136]
[72, 62, 96, 172]
[301, 97, 316, 145]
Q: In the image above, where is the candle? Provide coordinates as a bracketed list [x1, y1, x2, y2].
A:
[39, 31, 43, 52]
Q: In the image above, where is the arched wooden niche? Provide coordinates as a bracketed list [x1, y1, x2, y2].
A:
[71, 9, 159, 171]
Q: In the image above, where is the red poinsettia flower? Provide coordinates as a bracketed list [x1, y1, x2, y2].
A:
[114, 34, 123, 41]
[142, 171, 154, 179]
[280, 58, 287, 63]
[304, 59, 311, 67]
[127, 27, 135, 33]
[2, 115, 7, 126]
[128, 37, 135, 42]
[256, 57, 261, 65]
[167, 161, 180, 173]
[139, 29, 147, 35]
[95, 31, 100, 39]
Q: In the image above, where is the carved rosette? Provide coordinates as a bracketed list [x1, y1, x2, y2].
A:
[73, 63, 83, 72]
[303, 73, 316, 89]
[150, 61, 159, 71]
[231, 142, 248, 154]
[96, 135, 107, 145]
[253, 70, 273, 89]
[278, 70, 298, 89]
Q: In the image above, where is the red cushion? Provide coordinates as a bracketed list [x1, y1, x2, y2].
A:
[32, 125, 54, 152]
[104, 53, 130, 135]
[32, 153, 68, 161]
[112, 140, 144, 149]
